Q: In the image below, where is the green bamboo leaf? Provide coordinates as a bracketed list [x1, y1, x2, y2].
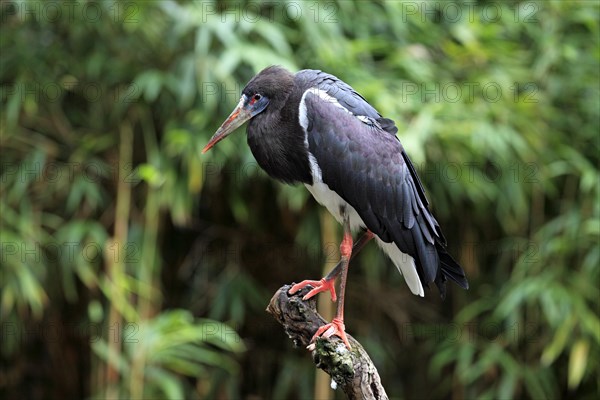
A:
[541, 313, 575, 365]
[91, 339, 129, 375]
[498, 371, 518, 399]
[145, 367, 184, 400]
[568, 339, 589, 389]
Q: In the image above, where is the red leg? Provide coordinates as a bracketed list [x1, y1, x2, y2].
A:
[289, 230, 374, 302]
[310, 215, 354, 349]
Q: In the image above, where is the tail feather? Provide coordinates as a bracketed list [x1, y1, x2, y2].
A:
[434, 244, 469, 299]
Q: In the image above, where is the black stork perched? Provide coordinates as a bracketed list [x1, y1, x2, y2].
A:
[202, 66, 469, 348]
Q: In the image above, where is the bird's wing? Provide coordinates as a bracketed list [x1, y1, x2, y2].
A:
[301, 88, 465, 290]
[296, 70, 399, 135]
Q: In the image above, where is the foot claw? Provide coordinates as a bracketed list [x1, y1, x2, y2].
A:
[311, 317, 351, 349]
[289, 278, 337, 302]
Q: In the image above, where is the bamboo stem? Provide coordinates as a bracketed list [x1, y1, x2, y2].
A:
[105, 121, 134, 399]
[315, 210, 338, 400]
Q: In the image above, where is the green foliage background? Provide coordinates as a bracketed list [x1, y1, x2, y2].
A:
[1, 1, 598, 399]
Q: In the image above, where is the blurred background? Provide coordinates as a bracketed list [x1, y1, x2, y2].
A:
[1, 1, 598, 399]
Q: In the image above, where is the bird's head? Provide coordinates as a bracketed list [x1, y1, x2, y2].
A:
[202, 66, 294, 153]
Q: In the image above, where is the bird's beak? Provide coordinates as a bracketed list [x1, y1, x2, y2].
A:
[202, 96, 252, 153]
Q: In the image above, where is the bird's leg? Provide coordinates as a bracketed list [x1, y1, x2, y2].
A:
[289, 230, 374, 302]
[310, 215, 354, 349]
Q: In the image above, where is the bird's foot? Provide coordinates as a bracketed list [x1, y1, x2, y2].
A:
[309, 317, 351, 350]
[289, 278, 337, 302]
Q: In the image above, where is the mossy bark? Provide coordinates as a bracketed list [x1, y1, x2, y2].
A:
[267, 285, 388, 400]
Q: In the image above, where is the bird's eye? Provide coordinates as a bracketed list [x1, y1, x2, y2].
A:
[249, 93, 263, 105]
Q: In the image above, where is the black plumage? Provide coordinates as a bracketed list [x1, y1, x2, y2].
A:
[202, 66, 470, 347]
[204, 66, 468, 299]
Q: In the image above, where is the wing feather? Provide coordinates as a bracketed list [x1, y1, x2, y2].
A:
[302, 90, 468, 294]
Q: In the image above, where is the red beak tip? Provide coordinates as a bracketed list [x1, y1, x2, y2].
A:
[201, 143, 214, 154]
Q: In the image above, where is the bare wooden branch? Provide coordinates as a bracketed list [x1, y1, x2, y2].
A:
[266, 284, 388, 400]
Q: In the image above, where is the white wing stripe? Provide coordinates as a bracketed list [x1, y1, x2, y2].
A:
[299, 88, 375, 128]
[299, 87, 425, 297]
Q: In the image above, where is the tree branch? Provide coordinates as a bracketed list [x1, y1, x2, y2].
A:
[266, 284, 388, 400]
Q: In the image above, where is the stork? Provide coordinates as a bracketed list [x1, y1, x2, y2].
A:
[202, 66, 468, 348]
